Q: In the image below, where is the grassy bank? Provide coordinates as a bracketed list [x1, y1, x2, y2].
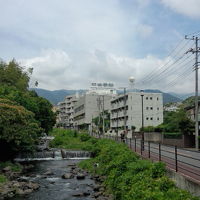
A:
[0, 175, 7, 184]
[0, 161, 22, 184]
[49, 129, 199, 200]
[79, 139, 199, 200]
[49, 128, 94, 150]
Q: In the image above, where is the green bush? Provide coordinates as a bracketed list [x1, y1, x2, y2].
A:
[142, 126, 155, 132]
[49, 129, 199, 200]
[0, 161, 22, 172]
[0, 175, 7, 184]
[79, 138, 199, 200]
[163, 132, 182, 139]
[50, 128, 94, 150]
[80, 133, 91, 142]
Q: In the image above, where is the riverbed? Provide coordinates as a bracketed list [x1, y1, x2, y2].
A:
[10, 159, 99, 200]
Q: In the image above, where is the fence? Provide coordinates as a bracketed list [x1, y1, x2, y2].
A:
[94, 134, 200, 183]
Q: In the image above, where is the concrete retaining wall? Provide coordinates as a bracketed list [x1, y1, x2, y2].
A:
[162, 138, 184, 147]
[166, 169, 200, 197]
[144, 132, 162, 142]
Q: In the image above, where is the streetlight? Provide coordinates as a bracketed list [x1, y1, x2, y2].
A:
[140, 90, 144, 150]
[118, 87, 127, 133]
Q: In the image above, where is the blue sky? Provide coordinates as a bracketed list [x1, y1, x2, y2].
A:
[0, 0, 200, 93]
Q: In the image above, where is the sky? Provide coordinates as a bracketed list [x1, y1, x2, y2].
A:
[0, 0, 200, 93]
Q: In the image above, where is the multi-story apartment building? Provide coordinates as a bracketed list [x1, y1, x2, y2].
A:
[74, 82, 116, 129]
[110, 92, 163, 132]
[57, 94, 79, 128]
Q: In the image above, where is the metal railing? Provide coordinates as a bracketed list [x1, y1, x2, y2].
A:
[94, 134, 200, 182]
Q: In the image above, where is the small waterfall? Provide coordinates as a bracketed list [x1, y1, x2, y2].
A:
[63, 150, 91, 159]
[14, 137, 90, 161]
[14, 150, 90, 161]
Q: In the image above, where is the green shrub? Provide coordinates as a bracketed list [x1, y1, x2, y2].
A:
[163, 132, 182, 139]
[50, 128, 94, 150]
[0, 161, 22, 172]
[0, 175, 7, 184]
[142, 126, 155, 132]
[79, 138, 199, 200]
[151, 162, 166, 178]
[79, 133, 91, 142]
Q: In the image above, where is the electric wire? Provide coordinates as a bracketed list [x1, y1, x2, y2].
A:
[137, 39, 193, 85]
[151, 54, 194, 84]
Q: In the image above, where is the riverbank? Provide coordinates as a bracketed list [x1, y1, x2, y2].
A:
[7, 159, 111, 200]
[78, 137, 200, 200]
[0, 162, 39, 199]
[49, 129, 200, 200]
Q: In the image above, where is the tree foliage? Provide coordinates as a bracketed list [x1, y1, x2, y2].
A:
[0, 99, 41, 160]
[156, 109, 194, 134]
[0, 59, 30, 91]
[0, 61, 56, 133]
[0, 59, 56, 160]
[92, 111, 110, 132]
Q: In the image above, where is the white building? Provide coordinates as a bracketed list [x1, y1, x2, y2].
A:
[164, 102, 181, 112]
[57, 94, 79, 128]
[89, 82, 117, 95]
[110, 92, 163, 133]
[74, 82, 116, 129]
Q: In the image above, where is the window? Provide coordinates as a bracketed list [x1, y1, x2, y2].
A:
[150, 107, 153, 110]
[150, 97, 153, 100]
[157, 107, 159, 110]
[146, 107, 149, 110]
[157, 97, 159, 101]
[146, 97, 148, 100]
[146, 117, 149, 120]
[150, 117, 153, 120]
[157, 117, 159, 120]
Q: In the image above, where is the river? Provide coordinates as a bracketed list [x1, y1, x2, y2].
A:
[11, 151, 99, 200]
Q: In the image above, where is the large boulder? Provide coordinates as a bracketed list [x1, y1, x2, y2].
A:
[62, 173, 73, 179]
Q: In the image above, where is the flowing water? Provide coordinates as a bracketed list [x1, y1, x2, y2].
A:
[11, 150, 97, 200]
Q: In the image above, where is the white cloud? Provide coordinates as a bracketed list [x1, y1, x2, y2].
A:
[160, 0, 200, 18]
[19, 48, 194, 93]
[135, 24, 154, 38]
[0, 0, 196, 94]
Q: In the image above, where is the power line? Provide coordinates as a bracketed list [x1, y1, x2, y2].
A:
[187, 30, 200, 36]
[137, 39, 193, 85]
[139, 38, 185, 81]
[163, 65, 194, 89]
[150, 54, 194, 84]
[140, 53, 190, 87]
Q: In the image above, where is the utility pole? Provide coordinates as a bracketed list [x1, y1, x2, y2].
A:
[97, 97, 101, 136]
[123, 88, 127, 133]
[102, 95, 105, 135]
[140, 90, 144, 150]
[91, 115, 93, 136]
[185, 35, 200, 150]
[116, 105, 119, 138]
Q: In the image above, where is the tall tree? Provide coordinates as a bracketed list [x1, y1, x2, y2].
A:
[0, 98, 41, 160]
[0, 60, 30, 91]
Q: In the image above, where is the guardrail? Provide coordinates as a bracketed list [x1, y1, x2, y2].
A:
[93, 134, 200, 183]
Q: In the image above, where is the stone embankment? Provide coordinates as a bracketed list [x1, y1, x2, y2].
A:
[0, 162, 113, 200]
[0, 165, 39, 199]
